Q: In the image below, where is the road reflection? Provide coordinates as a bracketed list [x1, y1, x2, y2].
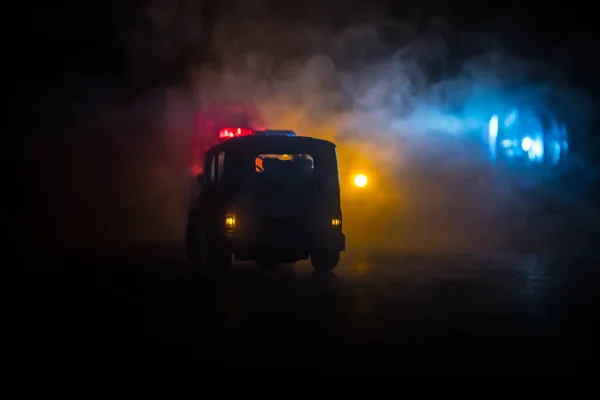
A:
[30, 247, 600, 371]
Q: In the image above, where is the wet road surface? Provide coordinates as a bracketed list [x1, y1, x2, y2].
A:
[20, 247, 600, 374]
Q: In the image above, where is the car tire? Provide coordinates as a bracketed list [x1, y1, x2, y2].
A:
[310, 251, 340, 271]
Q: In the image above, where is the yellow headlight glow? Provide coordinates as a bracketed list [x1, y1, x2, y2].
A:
[225, 214, 236, 230]
[354, 174, 368, 187]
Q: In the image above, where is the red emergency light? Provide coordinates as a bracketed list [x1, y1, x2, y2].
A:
[218, 127, 254, 140]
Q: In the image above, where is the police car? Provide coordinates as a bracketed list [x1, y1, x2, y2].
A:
[186, 127, 346, 271]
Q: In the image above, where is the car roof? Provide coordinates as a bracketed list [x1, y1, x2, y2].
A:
[207, 135, 337, 153]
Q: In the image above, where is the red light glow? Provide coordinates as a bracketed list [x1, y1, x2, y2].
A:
[192, 164, 203, 175]
[218, 127, 254, 140]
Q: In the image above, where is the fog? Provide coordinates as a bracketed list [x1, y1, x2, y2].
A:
[23, 0, 598, 257]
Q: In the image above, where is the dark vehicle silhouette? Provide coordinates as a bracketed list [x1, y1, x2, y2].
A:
[186, 130, 345, 271]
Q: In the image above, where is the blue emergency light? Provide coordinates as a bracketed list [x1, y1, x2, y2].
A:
[257, 129, 296, 137]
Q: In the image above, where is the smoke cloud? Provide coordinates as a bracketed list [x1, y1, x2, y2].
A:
[23, 0, 598, 257]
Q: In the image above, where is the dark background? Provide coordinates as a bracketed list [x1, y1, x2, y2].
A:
[14, 0, 600, 162]
[12, 0, 600, 255]
[17, 1, 600, 99]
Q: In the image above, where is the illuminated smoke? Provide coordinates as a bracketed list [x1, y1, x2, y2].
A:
[25, 0, 596, 256]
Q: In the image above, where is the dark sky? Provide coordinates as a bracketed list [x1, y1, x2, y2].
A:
[18, 0, 600, 90]
[12, 0, 599, 156]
